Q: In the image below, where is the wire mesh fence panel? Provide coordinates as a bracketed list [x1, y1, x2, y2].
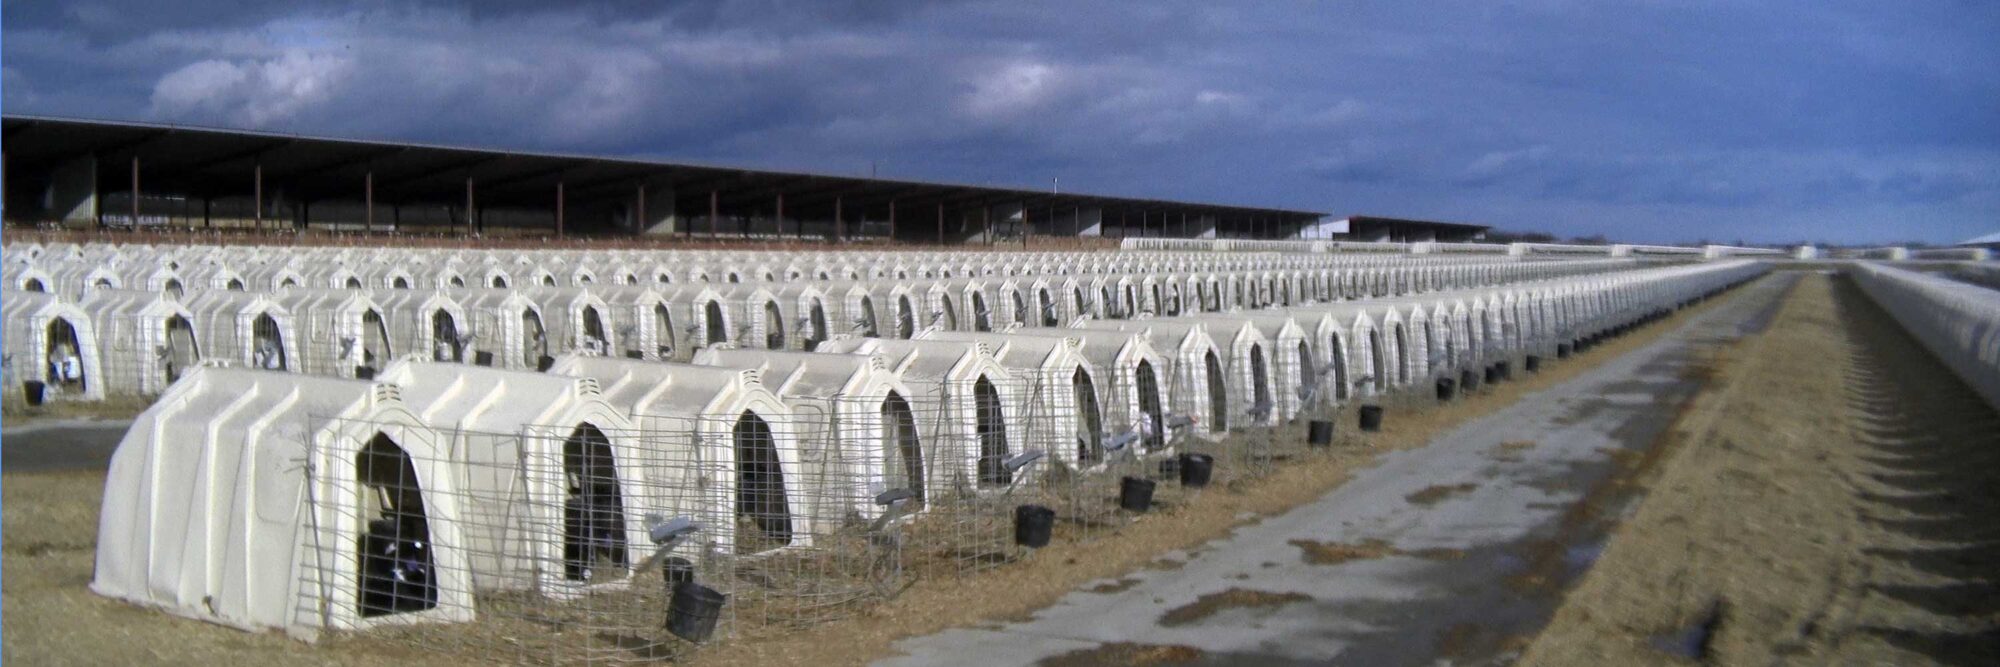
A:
[294, 371, 1296, 665]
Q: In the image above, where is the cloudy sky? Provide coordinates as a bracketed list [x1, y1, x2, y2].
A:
[5, 1, 1996, 244]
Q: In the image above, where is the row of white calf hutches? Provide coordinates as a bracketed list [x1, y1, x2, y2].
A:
[1286, 300, 1426, 397]
[1199, 314, 1315, 424]
[271, 289, 395, 380]
[760, 282, 838, 351]
[449, 289, 552, 371]
[370, 289, 474, 364]
[117, 261, 188, 298]
[5, 262, 56, 293]
[1129, 316, 1278, 429]
[78, 289, 202, 396]
[183, 289, 301, 372]
[693, 347, 918, 520]
[372, 358, 643, 600]
[920, 331, 1106, 468]
[517, 288, 620, 359]
[590, 285, 681, 361]
[547, 354, 808, 555]
[1007, 328, 1175, 455]
[93, 366, 476, 639]
[1073, 319, 1231, 439]
[2, 290, 106, 402]
[178, 261, 249, 292]
[812, 337, 1022, 500]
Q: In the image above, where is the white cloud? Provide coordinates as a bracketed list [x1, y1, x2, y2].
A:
[961, 61, 1063, 120]
[148, 50, 353, 127]
[1307, 99, 1367, 125]
[1465, 144, 1552, 178]
[1194, 89, 1244, 106]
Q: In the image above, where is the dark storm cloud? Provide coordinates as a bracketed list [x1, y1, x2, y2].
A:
[5, 0, 1996, 244]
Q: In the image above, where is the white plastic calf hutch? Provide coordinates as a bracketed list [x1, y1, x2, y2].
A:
[93, 367, 474, 639]
[1203, 313, 1316, 423]
[920, 331, 1106, 468]
[1073, 319, 1229, 439]
[1006, 328, 1175, 455]
[374, 359, 644, 598]
[183, 290, 303, 373]
[449, 289, 553, 371]
[1184, 316, 1286, 427]
[813, 337, 1023, 500]
[694, 347, 919, 519]
[273, 289, 396, 379]
[78, 289, 202, 396]
[371, 290, 475, 364]
[588, 285, 679, 361]
[550, 354, 810, 554]
[2, 291, 106, 402]
[518, 287, 620, 358]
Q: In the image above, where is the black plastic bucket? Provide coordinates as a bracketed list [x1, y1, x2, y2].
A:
[626, 349, 645, 359]
[1557, 343, 1572, 359]
[1014, 504, 1055, 547]
[1358, 405, 1384, 432]
[1120, 476, 1156, 512]
[1496, 360, 1512, 381]
[1484, 365, 1500, 385]
[1524, 355, 1541, 373]
[355, 366, 376, 381]
[662, 556, 695, 589]
[1461, 369, 1481, 393]
[1179, 453, 1214, 488]
[536, 355, 556, 372]
[1307, 420, 1335, 446]
[1435, 377, 1456, 402]
[667, 580, 726, 643]
[23, 381, 45, 406]
[473, 350, 495, 366]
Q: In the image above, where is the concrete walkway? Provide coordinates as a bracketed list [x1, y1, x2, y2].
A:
[1, 417, 134, 473]
[879, 274, 1798, 667]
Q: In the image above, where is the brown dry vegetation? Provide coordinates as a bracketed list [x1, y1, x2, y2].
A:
[1519, 273, 2000, 666]
[2, 282, 1749, 667]
[1037, 641, 1207, 667]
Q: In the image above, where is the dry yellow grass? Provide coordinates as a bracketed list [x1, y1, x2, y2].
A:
[1518, 273, 2000, 666]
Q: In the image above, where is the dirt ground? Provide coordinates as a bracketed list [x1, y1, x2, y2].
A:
[1519, 273, 2000, 666]
[0, 284, 1744, 667]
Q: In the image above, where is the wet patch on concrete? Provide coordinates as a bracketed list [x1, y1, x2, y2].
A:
[1035, 642, 1207, 667]
[1288, 538, 1394, 565]
[1405, 482, 1480, 505]
[1087, 578, 1145, 594]
[1289, 538, 1466, 566]
[1487, 440, 1538, 462]
[1157, 589, 1314, 627]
